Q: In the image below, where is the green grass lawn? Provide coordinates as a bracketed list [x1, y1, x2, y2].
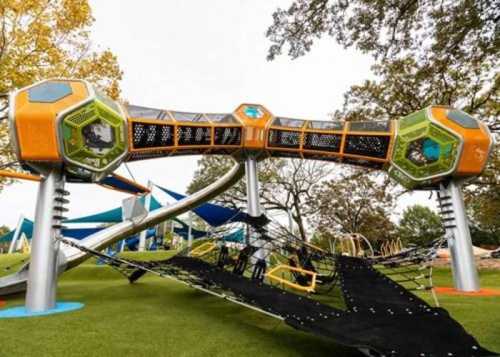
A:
[0, 252, 499, 357]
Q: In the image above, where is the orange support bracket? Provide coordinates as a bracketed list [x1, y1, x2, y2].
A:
[0, 169, 41, 182]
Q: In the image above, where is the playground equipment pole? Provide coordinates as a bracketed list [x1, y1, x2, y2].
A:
[8, 214, 25, 254]
[119, 239, 126, 253]
[245, 156, 266, 261]
[26, 168, 64, 312]
[439, 180, 479, 292]
[187, 211, 193, 253]
[138, 181, 153, 251]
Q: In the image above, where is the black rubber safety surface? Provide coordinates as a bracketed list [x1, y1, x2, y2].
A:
[162, 255, 496, 357]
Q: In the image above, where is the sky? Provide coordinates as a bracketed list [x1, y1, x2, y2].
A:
[0, 0, 432, 229]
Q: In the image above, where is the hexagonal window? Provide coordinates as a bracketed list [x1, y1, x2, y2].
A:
[28, 81, 73, 103]
[406, 137, 440, 166]
[243, 105, 264, 119]
[82, 119, 116, 155]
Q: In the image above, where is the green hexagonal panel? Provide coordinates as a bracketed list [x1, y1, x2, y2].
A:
[390, 108, 462, 188]
[60, 98, 126, 173]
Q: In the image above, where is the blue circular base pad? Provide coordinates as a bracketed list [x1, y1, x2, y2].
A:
[0, 302, 84, 319]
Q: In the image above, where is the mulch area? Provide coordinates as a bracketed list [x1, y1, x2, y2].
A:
[435, 286, 500, 297]
[433, 258, 500, 296]
[0, 300, 6, 308]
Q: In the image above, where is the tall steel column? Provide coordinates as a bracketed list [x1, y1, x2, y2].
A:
[138, 181, 153, 251]
[439, 181, 479, 292]
[245, 156, 266, 261]
[26, 169, 64, 312]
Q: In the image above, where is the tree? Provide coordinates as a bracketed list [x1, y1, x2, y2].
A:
[266, 0, 499, 237]
[188, 156, 332, 240]
[466, 165, 500, 245]
[0, 224, 10, 253]
[267, 1, 498, 121]
[0, 225, 8, 235]
[0, 0, 123, 189]
[397, 205, 444, 246]
[308, 170, 397, 245]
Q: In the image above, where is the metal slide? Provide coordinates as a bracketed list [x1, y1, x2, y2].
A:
[0, 162, 245, 296]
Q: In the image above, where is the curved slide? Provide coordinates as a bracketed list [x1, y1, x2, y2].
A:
[0, 161, 244, 296]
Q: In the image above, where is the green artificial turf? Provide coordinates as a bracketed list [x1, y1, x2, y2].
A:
[0, 253, 29, 277]
[0, 252, 498, 357]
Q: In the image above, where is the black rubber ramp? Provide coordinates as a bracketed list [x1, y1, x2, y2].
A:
[164, 255, 496, 357]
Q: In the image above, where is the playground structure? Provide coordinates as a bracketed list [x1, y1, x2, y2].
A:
[331, 233, 374, 258]
[0, 79, 496, 356]
[380, 238, 404, 257]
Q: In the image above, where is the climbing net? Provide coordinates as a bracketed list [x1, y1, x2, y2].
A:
[56, 233, 491, 357]
[370, 237, 447, 306]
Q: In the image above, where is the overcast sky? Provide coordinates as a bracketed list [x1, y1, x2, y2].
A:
[1, 0, 431, 229]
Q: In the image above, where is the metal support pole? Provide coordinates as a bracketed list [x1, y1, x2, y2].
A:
[245, 156, 266, 262]
[439, 181, 479, 292]
[187, 211, 193, 254]
[156, 222, 166, 249]
[119, 239, 126, 252]
[8, 214, 25, 254]
[138, 181, 153, 252]
[26, 169, 64, 312]
[170, 220, 177, 248]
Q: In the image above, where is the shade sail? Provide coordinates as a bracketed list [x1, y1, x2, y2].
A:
[0, 219, 34, 243]
[222, 228, 245, 243]
[62, 227, 104, 240]
[65, 195, 162, 223]
[156, 185, 248, 227]
[172, 218, 207, 239]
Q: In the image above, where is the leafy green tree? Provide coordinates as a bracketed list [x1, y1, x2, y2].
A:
[0, 0, 123, 190]
[467, 172, 500, 246]
[0, 225, 10, 253]
[397, 205, 444, 245]
[267, 1, 498, 123]
[308, 171, 397, 245]
[470, 225, 500, 247]
[266, 0, 499, 239]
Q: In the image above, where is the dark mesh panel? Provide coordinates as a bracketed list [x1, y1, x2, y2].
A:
[349, 121, 391, 132]
[303, 132, 342, 152]
[268, 129, 301, 149]
[132, 122, 174, 149]
[214, 127, 242, 145]
[344, 135, 391, 158]
[177, 126, 211, 146]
